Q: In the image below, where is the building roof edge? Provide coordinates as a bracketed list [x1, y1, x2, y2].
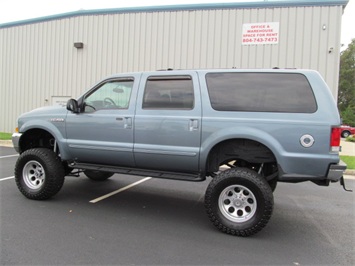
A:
[0, 0, 349, 29]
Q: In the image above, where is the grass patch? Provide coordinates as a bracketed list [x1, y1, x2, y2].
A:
[345, 135, 355, 142]
[340, 156, 355, 169]
[0, 132, 12, 140]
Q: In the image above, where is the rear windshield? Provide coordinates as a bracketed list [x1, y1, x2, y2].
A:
[205, 73, 317, 113]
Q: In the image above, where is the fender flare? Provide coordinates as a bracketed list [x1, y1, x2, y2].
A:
[19, 120, 70, 159]
[199, 126, 284, 170]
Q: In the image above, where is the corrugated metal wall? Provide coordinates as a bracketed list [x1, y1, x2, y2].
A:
[0, 4, 344, 132]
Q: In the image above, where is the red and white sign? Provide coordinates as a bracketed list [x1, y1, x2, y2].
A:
[242, 22, 279, 45]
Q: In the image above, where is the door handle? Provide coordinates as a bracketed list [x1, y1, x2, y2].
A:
[124, 117, 132, 129]
[116, 117, 132, 129]
[189, 119, 199, 131]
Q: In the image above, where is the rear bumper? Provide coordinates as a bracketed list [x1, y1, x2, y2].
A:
[327, 160, 347, 182]
[12, 133, 22, 153]
[279, 160, 347, 184]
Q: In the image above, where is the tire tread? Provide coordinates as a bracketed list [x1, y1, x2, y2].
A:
[205, 168, 273, 237]
[15, 148, 65, 200]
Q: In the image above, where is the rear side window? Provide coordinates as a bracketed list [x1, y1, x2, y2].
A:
[143, 75, 194, 110]
[206, 73, 317, 113]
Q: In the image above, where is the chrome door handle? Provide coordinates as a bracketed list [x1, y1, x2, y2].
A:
[189, 119, 199, 131]
[124, 117, 132, 129]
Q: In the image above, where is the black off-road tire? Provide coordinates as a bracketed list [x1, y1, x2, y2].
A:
[84, 170, 114, 181]
[14, 148, 65, 200]
[205, 167, 274, 237]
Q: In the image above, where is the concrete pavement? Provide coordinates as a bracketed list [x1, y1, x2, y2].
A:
[340, 139, 355, 156]
[340, 140, 355, 176]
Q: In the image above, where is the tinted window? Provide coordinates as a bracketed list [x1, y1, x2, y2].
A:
[84, 79, 133, 112]
[143, 76, 194, 109]
[206, 73, 317, 113]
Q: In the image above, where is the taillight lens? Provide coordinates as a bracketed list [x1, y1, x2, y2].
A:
[330, 127, 341, 152]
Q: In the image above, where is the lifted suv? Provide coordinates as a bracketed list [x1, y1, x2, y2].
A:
[12, 69, 347, 236]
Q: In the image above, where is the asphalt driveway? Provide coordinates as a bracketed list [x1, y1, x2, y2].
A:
[1, 145, 354, 265]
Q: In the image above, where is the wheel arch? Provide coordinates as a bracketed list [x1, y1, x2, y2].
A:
[18, 120, 68, 158]
[200, 127, 283, 174]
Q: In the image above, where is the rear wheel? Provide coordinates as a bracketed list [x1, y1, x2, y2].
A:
[15, 148, 65, 200]
[205, 167, 273, 236]
[84, 170, 114, 181]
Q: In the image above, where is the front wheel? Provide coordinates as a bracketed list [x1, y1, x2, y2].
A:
[205, 167, 273, 237]
[15, 148, 65, 200]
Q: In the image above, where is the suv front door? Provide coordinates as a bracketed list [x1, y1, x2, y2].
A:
[65, 74, 139, 166]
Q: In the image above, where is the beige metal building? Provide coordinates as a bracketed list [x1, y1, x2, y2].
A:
[0, 0, 349, 133]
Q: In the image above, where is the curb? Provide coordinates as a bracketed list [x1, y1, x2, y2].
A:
[344, 169, 355, 176]
[0, 140, 13, 147]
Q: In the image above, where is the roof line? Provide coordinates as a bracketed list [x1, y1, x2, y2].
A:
[0, 0, 349, 29]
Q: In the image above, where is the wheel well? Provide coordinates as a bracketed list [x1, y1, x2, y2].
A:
[206, 139, 277, 175]
[19, 129, 56, 153]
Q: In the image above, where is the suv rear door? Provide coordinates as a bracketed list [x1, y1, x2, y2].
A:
[134, 71, 202, 173]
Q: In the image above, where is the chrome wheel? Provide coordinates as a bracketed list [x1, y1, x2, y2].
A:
[15, 148, 65, 200]
[205, 168, 273, 236]
[218, 184, 257, 223]
[23, 160, 45, 190]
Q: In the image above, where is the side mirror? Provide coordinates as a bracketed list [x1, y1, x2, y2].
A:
[67, 99, 79, 113]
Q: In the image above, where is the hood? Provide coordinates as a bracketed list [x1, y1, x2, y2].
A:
[17, 105, 69, 135]
[20, 105, 68, 118]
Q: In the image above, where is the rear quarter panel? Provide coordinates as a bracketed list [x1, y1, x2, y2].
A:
[197, 69, 341, 179]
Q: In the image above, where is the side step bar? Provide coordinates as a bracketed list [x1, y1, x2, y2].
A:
[71, 162, 204, 182]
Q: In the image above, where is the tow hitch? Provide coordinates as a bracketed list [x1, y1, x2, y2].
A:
[340, 176, 353, 192]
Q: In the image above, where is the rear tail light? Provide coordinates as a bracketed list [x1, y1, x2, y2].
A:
[330, 127, 341, 152]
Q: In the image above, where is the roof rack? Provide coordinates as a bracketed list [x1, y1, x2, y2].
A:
[157, 68, 174, 71]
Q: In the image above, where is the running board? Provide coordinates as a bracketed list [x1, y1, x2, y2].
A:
[71, 162, 204, 182]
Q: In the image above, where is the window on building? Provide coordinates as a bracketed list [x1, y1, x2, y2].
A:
[84, 78, 133, 112]
[142, 75, 194, 110]
[206, 72, 317, 113]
